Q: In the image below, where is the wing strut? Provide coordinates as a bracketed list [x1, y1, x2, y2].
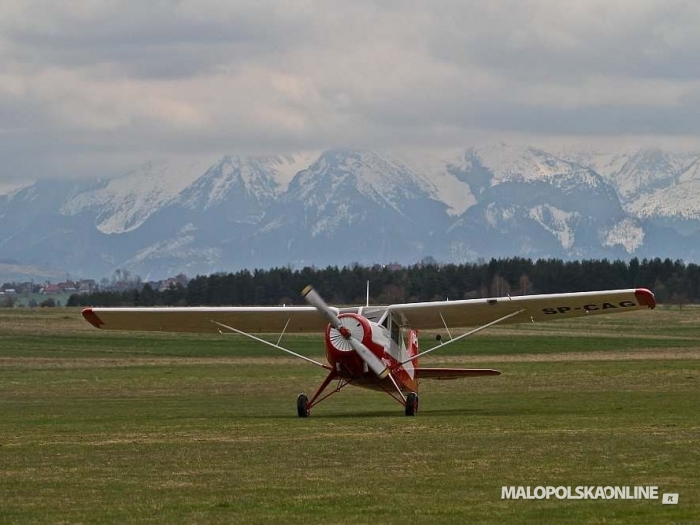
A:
[386, 372, 407, 403]
[396, 309, 525, 367]
[211, 320, 331, 370]
[439, 311, 453, 341]
[276, 317, 291, 346]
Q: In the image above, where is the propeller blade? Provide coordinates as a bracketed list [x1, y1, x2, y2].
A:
[302, 285, 342, 330]
[347, 336, 389, 379]
[302, 285, 389, 379]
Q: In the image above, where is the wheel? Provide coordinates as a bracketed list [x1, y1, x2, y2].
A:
[405, 392, 419, 416]
[296, 393, 310, 417]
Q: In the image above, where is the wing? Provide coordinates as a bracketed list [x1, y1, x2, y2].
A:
[387, 288, 655, 330]
[82, 288, 655, 334]
[82, 306, 333, 334]
[415, 368, 501, 380]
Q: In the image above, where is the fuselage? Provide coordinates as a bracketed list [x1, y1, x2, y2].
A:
[324, 312, 419, 392]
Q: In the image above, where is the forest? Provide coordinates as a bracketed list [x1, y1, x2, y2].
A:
[66, 257, 698, 307]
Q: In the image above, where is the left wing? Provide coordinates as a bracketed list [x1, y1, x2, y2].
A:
[387, 288, 655, 330]
[82, 306, 332, 334]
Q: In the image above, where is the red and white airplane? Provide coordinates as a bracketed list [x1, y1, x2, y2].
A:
[82, 286, 656, 416]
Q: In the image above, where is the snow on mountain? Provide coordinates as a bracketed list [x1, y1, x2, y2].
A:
[389, 149, 476, 216]
[180, 156, 279, 211]
[61, 158, 216, 234]
[287, 150, 432, 212]
[267, 152, 321, 191]
[599, 149, 693, 201]
[603, 218, 645, 253]
[281, 149, 450, 236]
[440, 144, 631, 261]
[484, 203, 516, 232]
[472, 144, 605, 190]
[0, 180, 34, 197]
[528, 205, 580, 250]
[176, 154, 322, 223]
[247, 149, 455, 268]
[625, 158, 700, 220]
[473, 144, 553, 183]
[560, 148, 700, 225]
[123, 223, 223, 273]
[556, 148, 632, 182]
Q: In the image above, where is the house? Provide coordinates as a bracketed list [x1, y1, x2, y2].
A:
[41, 284, 62, 295]
[78, 280, 97, 294]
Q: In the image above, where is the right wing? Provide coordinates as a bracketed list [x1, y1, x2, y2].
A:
[415, 368, 501, 380]
[387, 288, 656, 330]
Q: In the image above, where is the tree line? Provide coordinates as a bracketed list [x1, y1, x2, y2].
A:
[66, 257, 697, 307]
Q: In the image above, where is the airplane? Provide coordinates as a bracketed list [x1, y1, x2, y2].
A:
[81, 286, 656, 417]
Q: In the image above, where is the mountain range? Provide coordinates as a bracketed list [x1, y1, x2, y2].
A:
[2, 144, 700, 281]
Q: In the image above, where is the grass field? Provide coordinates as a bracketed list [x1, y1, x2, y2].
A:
[1, 306, 698, 524]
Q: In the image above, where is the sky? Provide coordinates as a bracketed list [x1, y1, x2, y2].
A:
[2, 0, 700, 187]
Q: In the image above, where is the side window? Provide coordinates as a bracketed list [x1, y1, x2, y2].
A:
[391, 319, 400, 345]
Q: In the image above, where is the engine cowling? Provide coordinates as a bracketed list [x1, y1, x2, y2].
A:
[324, 313, 386, 375]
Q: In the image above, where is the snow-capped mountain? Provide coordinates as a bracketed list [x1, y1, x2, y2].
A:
[1, 145, 700, 281]
[249, 150, 456, 267]
[443, 146, 645, 261]
[562, 148, 700, 234]
[60, 159, 215, 234]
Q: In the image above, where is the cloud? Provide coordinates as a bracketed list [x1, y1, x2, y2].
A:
[1, 0, 700, 182]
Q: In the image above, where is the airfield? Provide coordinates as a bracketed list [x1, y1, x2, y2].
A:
[1, 306, 698, 524]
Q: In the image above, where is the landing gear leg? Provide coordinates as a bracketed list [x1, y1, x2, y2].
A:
[296, 394, 310, 417]
[405, 392, 419, 416]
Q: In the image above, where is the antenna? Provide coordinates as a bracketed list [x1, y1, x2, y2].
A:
[366, 280, 370, 307]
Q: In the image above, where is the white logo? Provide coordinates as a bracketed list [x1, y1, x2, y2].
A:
[662, 493, 679, 505]
[501, 486, 679, 503]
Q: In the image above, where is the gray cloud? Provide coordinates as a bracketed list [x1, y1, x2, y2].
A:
[2, 1, 315, 78]
[1, 0, 700, 183]
[426, 1, 700, 80]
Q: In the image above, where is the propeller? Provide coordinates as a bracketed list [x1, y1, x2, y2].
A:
[302, 285, 389, 379]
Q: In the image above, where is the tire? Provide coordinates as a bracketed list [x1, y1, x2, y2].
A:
[297, 393, 310, 417]
[405, 392, 419, 416]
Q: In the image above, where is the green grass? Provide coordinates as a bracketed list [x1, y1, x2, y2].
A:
[0, 307, 699, 524]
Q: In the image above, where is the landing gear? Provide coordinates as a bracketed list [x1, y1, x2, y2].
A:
[405, 392, 419, 416]
[296, 394, 310, 417]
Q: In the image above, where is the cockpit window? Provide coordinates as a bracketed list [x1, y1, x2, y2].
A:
[391, 319, 400, 344]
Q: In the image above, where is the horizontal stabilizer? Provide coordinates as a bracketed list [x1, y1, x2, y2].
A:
[415, 368, 501, 380]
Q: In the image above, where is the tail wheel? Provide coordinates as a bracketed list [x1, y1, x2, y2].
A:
[296, 393, 310, 417]
[405, 392, 419, 416]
